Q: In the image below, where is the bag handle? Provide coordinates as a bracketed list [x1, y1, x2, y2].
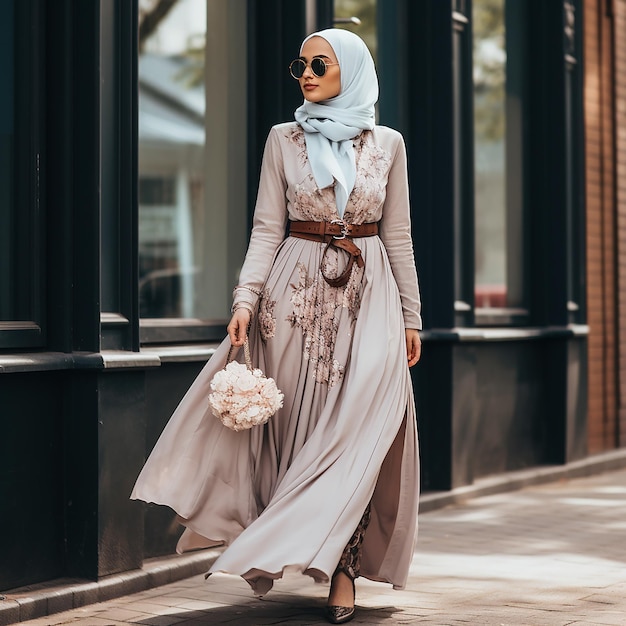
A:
[226, 336, 253, 370]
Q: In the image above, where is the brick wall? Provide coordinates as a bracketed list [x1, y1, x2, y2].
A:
[615, 0, 626, 447]
[584, 0, 619, 452]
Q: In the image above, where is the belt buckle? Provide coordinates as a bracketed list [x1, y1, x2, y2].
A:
[330, 219, 348, 240]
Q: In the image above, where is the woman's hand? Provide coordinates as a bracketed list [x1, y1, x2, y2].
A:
[227, 308, 251, 347]
[406, 329, 421, 367]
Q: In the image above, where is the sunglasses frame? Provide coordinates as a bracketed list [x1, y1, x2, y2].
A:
[289, 57, 339, 79]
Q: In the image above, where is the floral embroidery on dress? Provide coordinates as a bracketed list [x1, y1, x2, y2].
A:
[288, 125, 339, 221]
[322, 247, 364, 319]
[288, 128, 393, 224]
[287, 260, 363, 386]
[257, 288, 277, 342]
[342, 265, 364, 320]
[328, 360, 345, 389]
[343, 131, 392, 224]
[287, 125, 308, 168]
[293, 176, 338, 222]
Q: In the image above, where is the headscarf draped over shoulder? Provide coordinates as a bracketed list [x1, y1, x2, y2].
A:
[294, 29, 378, 218]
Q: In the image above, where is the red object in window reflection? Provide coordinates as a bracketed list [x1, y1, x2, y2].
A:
[475, 284, 507, 308]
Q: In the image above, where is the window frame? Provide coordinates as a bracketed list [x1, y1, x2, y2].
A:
[0, 0, 46, 350]
[137, 0, 252, 347]
[472, 0, 531, 328]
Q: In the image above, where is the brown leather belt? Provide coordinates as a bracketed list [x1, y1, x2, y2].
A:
[288, 219, 379, 288]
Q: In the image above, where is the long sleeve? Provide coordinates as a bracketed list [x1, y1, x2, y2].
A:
[379, 134, 422, 330]
[233, 127, 288, 312]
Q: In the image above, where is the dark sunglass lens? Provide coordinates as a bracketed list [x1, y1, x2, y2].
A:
[290, 59, 305, 78]
[311, 58, 326, 77]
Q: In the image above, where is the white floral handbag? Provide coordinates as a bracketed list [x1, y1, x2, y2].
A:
[208, 338, 284, 431]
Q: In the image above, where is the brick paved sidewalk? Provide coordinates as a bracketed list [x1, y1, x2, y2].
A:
[16, 469, 626, 625]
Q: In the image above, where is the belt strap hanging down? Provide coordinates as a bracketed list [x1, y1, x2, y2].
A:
[288, 220, 379, 288]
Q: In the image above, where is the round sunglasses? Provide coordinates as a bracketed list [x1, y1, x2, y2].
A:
[289, 57, 339, 79]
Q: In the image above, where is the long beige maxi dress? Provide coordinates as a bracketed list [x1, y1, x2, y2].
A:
[131, 121, 422, 596]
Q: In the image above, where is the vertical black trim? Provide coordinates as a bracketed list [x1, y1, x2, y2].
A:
[15, 0, 45, 329]
[247, 0, 306, 230]
[72, 0, 101, 352]
[46, 0, 74, 353]
[100, 1, 120, 319]
[452, 4, 475, 326]
[377, 0, 409, 137]
[65, 371, 99, 579]
[504, 0, 531, 310]
[571, 0, 586, 325]
[126, 0, 140, 351]
[117, 0, 140, 351]
[413, 346, 454, 490]
[316, 0, 334, 30]
[0, 0, 46, 348]
[246, 0, 258, 234]
[100, 0, 138, 351]
[527, 0, 585, 327]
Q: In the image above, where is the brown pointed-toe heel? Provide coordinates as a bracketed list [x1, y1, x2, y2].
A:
[325, 604, 355, 624]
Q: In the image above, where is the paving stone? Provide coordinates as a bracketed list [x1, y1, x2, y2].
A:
[119, 601, 188, 616]
[133, 617, 190, 626]
[94, 606, 154, 621]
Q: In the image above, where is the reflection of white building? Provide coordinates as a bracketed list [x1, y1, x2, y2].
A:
[138, 53, 204, 318]
[474, 139, 505, 284]
[140, 0, 206, 56]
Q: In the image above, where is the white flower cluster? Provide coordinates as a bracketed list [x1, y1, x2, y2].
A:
[208, 361, 284, 431]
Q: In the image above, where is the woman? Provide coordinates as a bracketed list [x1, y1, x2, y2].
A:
[132, 28, 422, 625]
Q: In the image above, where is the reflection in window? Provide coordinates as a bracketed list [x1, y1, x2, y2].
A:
[138, 0, 207, 319]
[0, 1, 15, 320]
[334, 0, 377, 62]
[473, 0, 527, 312]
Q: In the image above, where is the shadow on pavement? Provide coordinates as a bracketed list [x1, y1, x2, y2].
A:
[135, 596, 399, 625]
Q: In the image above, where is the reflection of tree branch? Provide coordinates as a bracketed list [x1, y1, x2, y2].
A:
[473, 0, 505, 142]
[139, 0, 179, 51]
[177, 43, 205, 87]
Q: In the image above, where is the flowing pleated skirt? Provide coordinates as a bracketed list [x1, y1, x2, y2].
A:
[131, 235, 419, 595]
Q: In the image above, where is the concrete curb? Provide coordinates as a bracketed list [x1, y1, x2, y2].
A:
[2, 449, 626, 625]
[420, 448, 626, 513]
[0, 550, 221, 626]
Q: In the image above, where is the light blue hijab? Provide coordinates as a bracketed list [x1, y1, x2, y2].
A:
[294, 29, 378, 218]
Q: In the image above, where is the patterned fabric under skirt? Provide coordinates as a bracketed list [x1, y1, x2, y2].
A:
[336, 503, 372, 580]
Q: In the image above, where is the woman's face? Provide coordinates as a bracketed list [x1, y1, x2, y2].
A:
[297, 36, 341, 103]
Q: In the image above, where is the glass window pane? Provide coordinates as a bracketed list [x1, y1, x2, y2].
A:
[138, 0, 207, 319]
[473, 0, 526, 312]
[0, 1, 15, 320]
[138, 0, 249, 323]
[334, 0, 377, 62]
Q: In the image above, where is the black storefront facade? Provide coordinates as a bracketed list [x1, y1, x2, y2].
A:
[1, 0, 587, 592]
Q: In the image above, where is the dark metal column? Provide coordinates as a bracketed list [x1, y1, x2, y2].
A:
[528, 0, 585, 328]
[246, 0, 306, 230]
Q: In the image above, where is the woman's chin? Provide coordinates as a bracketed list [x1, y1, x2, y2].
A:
[304, 94, 336, 104]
